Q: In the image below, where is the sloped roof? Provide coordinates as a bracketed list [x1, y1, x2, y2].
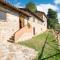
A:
[35, 11, 47, 19]
[20, 8, 45, 22]
[0, 0, 47, 22]
[0, 0, 30, 16]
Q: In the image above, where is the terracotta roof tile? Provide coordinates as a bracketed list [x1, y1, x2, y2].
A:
[35, 11, 47, 19]
[0, 0, 30, 16]
[20, 8, 44, 22]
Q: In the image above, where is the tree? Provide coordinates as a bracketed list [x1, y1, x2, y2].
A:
[26, 2, 37, 12]
[47, 9, 58, 29]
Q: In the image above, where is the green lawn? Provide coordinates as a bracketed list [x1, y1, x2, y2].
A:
[18, 30, 60, 60]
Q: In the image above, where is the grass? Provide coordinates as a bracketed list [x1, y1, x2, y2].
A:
[18, 30, 60, 60]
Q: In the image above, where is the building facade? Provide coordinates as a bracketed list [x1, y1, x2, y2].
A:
[15, 9, 47, 42]
[0, 1, 47, 43]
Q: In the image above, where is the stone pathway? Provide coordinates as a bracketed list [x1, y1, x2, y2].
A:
[0, 42, 37, 60]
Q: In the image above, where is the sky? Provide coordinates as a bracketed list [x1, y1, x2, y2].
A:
[6, 0, 60, 23]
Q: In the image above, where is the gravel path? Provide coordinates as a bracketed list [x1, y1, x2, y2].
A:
[0, 42, 37, 60]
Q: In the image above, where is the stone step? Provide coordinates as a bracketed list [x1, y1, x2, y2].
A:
[10, 38, 14, 40]
[7, 40, 14, 43]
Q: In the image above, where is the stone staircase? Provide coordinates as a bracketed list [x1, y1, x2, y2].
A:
[18, 32, 33, 41]
[7, 26, 33, 43]
[15, 26, 33, 42]
[7, 35, 15, 43]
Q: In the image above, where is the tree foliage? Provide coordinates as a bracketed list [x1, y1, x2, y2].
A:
[47, 9, 58, 29]
[26, 2, 37, 12]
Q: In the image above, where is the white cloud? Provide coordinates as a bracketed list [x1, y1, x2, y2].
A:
[37, 4, 58, 14]
[14, 2, 25, 8]
[57, 13, 60, 23]
[54, 0, 60, 4]
[37, 4, 60, 23]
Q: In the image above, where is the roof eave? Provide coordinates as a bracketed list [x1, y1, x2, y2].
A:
[0, 0, 30, 17]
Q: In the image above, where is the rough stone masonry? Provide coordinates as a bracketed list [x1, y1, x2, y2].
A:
[0, 42, 37, 60]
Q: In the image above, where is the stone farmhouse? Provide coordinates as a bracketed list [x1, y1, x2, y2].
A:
[0, 0, 47, 43]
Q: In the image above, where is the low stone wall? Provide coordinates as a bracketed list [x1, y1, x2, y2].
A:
[58, 33, 60, 48]
[52, 30, 60, 48]
[15, 26, 33, 42]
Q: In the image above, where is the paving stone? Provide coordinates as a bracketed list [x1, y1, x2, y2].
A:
[0, 42, 37, 60]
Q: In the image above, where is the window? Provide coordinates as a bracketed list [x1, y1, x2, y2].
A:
[41, 28, 42, 31]
[37, 20, 39, 23]
[26, 16, 29, 20]
[33, 17, 35, 22]
[44, 24, 45, 26]
[33, 27, 35, 35]
[37, 20, 41, 24]
[0, 11, 6, 21]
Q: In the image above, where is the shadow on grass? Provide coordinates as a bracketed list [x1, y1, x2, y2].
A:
[38, 34, 49, 60]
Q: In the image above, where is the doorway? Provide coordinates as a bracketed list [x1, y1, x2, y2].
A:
[20, 20, 22, 29]
[33, 27, 35, 35]
[19, 19, 24, 29]
[19, 15, 25, 29]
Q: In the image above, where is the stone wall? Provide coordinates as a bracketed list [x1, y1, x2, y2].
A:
[58, 33, 60, 48]
[0, 8, 19, 43]
[58, 33, 60, 41]
[25, 15, 47, 35]
[14, 12, 47, 42]
[0, 42, 37, 60]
